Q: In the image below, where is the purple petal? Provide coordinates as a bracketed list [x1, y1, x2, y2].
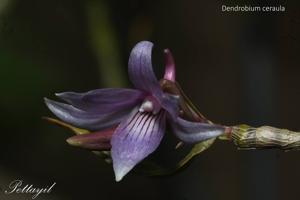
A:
[128, 41, 180, 118]
[128, 41, 162, 96]
[111, 107, 166, 181]
[171, 117, 225, 143]
[44, 98, 129, 130]
[56, 88, 145, 114]
[163, 49, 176, 82]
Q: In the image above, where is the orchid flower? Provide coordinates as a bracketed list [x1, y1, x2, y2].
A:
[44, 41, 225, 181]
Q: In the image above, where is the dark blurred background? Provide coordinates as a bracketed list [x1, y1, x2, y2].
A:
[0, 0, 299, 200]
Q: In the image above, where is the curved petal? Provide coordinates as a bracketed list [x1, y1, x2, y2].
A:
[128, 41, 180, 118]
[56, 88, 145, 114]
[111, 107, 166, 181]
[128, 41, 162, 96]
[44, 98, 129, 131]
[171, 117, 225, 143]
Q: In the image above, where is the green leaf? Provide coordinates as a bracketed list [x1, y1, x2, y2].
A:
[177, 138, 215, 168]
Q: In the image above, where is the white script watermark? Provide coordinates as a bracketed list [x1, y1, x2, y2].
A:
[3, 180, 56, 199]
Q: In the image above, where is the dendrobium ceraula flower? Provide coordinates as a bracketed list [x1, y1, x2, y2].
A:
[44, 41, 225, 181]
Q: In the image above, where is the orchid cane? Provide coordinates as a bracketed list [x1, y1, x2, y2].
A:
[44, 41, 300, 182]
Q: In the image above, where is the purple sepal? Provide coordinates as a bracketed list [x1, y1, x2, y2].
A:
[172, 117, 225, 143]
[44, 98, 129, 131]
[56, 88, 145, 113]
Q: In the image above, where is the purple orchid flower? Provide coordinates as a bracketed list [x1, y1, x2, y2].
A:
[44, 41, 225, 181]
